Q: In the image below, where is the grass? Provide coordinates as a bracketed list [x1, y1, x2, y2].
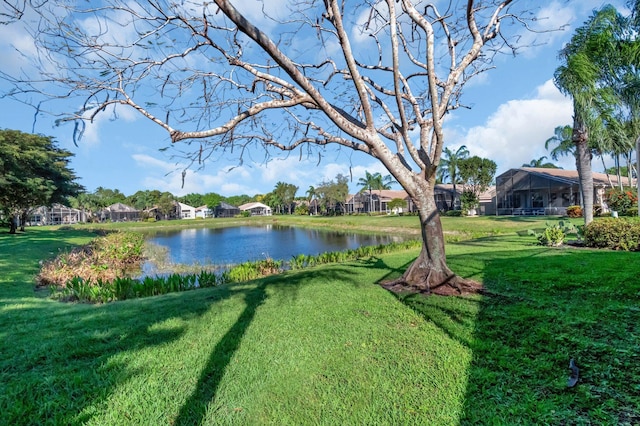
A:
[1, 217, 638, 425]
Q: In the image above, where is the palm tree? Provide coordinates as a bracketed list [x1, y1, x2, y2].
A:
[554, 6, 621, 224]
[357, 171, 396, 213]
[521, 156, 559, 169]
[438, 145, 469, 210]
[306, 185, 317, 215]
[545, 125, 575, 161]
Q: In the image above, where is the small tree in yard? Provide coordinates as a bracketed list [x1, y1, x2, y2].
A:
[388, 198, 407, 214]
[315, 174, 349, 216]
[2, 1, 548, 294]
[458, 156, 497, 214]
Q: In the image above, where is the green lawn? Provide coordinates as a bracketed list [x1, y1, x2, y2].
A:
[1, 217, 638, 425]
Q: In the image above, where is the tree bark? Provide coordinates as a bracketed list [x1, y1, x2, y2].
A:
[9, 215, 18, 234]
[383, 185, 480, 296]
[19, 210, 28, 232]
[450, 182, 457, 210]
[573, 119, 594, 224]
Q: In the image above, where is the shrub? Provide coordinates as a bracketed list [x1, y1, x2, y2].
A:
[566, 205, 582, 218]
[528, 220, 578, 247]
[583, 218, 640, 251]
[295, 205, 309, 215]
[443, 210, 463, 217]
[460, 190, 478, 213]
[147, 217, 156, 223]
[605, 187, 638, 214]
[38, 231, 145, 287]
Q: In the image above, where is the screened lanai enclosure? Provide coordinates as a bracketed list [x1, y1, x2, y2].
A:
[28, 204, 86, 225]
[98, 203, 141, 222]
[496, 168, 581, 216]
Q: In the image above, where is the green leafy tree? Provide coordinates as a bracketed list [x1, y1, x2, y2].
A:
[156, 192, 175, 220]
[202, 192, 223, 210]
[438, 146, 470, 209]
[224, 194, 254, 208]
[273, 182, 298, 214]
[316, 174, 349, 215]
[458, 156, 497, 209]
[387, 198, 407, 214]
[93, 187, 127, 208]
[178, 193, 204, 207]
[127, 190, 157, 211]
[0, 129, 83, 233]
[69, 192, 101, 219]
[262, 191, 282, 214]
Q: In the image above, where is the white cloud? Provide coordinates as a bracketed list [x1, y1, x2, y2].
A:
[132, 153, 176, 172]
[130, 147, 402, 197]
[448, 79, 575, 171]
[0, 15, 41, 75]
[513, 1, 576, 58]
[79, 105, 139, 146]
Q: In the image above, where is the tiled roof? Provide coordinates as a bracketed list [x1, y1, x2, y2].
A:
[239, 202, 271, 210]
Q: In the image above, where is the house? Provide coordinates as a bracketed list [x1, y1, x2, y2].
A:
[478, 186, 497, 216]
[28, 204, 86, 225]
[177, 202, 196, 219]
[495, 167, 632, 216]
[346, 189, 411, 214]
[239, 202, 272, 216]
[98, 203, 141, 222]
[145, 201, 195, 220]
[213, 202, 240, 218]
[344, 185, 473, 214]
[195, 205, 214, 219]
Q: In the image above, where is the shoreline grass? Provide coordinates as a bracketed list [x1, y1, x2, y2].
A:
[1, 218, 638, 424]
[60, 213, 563, 241]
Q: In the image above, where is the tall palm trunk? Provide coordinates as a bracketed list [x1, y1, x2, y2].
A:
[573, 119, 594, 224]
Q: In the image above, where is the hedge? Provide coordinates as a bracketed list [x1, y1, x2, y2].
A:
[583, 218, 640, 251]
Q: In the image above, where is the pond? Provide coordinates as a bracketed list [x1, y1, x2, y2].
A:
[143, 225, 405, 271]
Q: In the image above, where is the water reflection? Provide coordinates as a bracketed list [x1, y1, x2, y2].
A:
[145, 225, 403, 268]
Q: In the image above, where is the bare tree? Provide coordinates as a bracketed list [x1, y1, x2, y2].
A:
[2, 0, 542, 294]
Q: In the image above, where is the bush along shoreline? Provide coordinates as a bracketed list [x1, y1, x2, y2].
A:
[41, 232, 421, 303]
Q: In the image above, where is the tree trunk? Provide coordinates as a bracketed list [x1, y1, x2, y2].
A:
[20, 210, 28, 232]
[600, 153, 614, 188]
[573, 120, 594, 224]
[615, 154, 623, 190]
[383, 186, 480, 296]
[450, 182, 457, 210]
[9, 215, 18, 234]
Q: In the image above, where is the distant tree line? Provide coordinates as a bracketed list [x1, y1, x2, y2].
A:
[65, 173, 352, 219]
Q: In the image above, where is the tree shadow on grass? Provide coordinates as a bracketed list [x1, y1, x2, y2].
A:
[457, 249, 639, 424]
[173, 282, 268, 424]
[376, 245, 640, 423]
[0, 226, 368, 425]
[173, 266, 359, 425]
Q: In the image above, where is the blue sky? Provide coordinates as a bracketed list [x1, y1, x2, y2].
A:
[0, 1, 627, 198]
